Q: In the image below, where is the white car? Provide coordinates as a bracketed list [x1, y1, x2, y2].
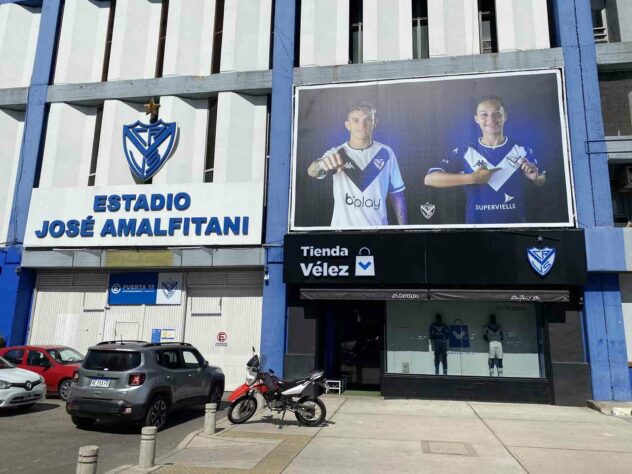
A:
[0, 356, 46, 409]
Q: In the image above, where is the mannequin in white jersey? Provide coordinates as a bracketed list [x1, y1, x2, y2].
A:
[483, 314, 504, 376]
[307, 102, 408, 228]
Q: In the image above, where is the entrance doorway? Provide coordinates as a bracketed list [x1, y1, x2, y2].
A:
[326, 301, 385, 390]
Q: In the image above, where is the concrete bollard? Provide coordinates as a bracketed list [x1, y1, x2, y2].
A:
[204, 403, 217, 435]
[139, 426, 158, 469]
[76, 445, 99, 474]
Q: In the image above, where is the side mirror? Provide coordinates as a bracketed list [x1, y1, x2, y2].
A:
[41, 359, 52, 368]
[203, 360, 209, 368]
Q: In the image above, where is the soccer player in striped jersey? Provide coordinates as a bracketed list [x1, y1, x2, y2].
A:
[424, 96, 545, 224]
[307, 102, 408, 228]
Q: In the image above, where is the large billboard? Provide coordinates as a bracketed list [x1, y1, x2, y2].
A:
[290, 70, 574, 230]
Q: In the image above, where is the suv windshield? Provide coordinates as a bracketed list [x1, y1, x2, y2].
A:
[0, 356, 14, 369]
[83, 350, 141, 371]
[48, 348, 84, 364]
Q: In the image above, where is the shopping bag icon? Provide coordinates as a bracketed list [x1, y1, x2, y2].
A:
[355, 247, 375, 277]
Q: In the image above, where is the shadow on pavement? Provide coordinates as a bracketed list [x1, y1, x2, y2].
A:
[0, 402, 59, 417]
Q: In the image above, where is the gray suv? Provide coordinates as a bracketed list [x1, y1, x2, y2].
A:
[66, 341, 224, 430]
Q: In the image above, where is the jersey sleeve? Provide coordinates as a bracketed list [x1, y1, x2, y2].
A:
[427, 147, 463, 175]
[387, 148, 406, 194]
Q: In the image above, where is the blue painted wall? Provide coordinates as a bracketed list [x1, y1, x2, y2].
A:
[0, 0, 61, 345]
[553, 0, 631, 401]
[260, 0, 295, 375]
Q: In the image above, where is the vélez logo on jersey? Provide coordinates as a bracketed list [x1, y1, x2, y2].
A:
[123, 119, 177, 181]
[527, 247, 556, 277]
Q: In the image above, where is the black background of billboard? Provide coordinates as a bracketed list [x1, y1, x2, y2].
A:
[293, 72, 571, 228]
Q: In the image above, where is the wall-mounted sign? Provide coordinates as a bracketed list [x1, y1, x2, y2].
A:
[123, 119, 177, 182]
[151, 328, 177, 343]
[108, 272, 183, 305]
[24, 182, 263, 247]
[216, 331, 227, 346]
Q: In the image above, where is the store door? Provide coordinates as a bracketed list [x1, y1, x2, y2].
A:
[332, 302, 385, 390]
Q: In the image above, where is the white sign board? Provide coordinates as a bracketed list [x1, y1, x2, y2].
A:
[24, 182, 263, 247]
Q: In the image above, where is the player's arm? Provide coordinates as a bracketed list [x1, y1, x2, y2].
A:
[519, 156, 545, 186]
[424, 167, 498, 188]
[389, 190, 408, 225]
[307, 150, 344, 178]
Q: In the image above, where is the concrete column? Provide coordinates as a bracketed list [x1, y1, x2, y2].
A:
[204, 403, 217, 435]
[76, 445, 98, 474]
[53, 0, 110, 84]
[220, 0, 272, 72]
[0, 4, 41, 88]
[495, 0, 550, 52]
[428, 0, 480, 57]
[0, 110, 24, 247]
[38, 104, 97, 189]
[300, 0, 349, 67]
[261, 0, 295, 376]
[138, 426, 157, 469]
[213, 92, 267, 184]
[163, 0, 216, 76]
[152, 96, 208, 185]
[94, 100, 146, 186]
[362, 0, 412, 62]
[107, 0, 163, 80]
[605, 0, 632, 43]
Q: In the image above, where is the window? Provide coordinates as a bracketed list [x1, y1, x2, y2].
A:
[101, 0, 117, 81]
[3, 349, 24, 365]
[592, 8, 609, 43]
[211, 0, 225, 74]
[478, 0, 498, 54]
[349, 0, 363, 64]
[412, 0, 429, 59]
[88, 105, 104, 186]
[204, 98, 218, 182]
[47, 348, 84, 364]
[84, 350, 142, 371]
[181, 349, 204, 369]
[155, 0, 170, 78]
[26, 350, 50, 367]
[157, 349, 181, 369]
[599, 71, 632, 136]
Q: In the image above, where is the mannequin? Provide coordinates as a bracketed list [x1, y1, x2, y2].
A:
[483, 314, 504, 376]
[429, 314, 450, 375]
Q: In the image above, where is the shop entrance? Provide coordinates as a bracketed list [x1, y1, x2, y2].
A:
[325, 301, 385, 391]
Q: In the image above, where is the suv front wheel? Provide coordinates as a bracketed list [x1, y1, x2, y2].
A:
[144, 396, 168, 430]
[209, 383, 223, 410]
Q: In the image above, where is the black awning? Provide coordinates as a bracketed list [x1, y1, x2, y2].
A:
[428, 289, 570, 303]
[300, 288, 570, 302]
[300, 289, 429, 301]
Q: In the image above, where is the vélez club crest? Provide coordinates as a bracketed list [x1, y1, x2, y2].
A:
[123, 119, 177, 181]
[527, 247, 556, 277]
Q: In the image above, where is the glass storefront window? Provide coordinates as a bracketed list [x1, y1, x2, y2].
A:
[386, 301, 545, 378]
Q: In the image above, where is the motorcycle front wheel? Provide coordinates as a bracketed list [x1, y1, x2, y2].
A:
[295, 397, 326, 427]
[227, 395, 258, 424]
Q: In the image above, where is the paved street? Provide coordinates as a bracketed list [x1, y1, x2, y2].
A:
[0, 397, 228, 474]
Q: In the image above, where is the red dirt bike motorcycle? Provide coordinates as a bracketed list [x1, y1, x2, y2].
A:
[227, 350, 328, 426]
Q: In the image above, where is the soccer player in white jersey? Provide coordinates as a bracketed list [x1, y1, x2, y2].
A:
[307, 102, 408, 228]
[424, 96, 546, 224]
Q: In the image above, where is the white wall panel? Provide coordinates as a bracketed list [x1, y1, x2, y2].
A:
[620, 274, 632, 362]
[220, 0, 272, 72]
[300, 0, 349, 67]
[0, 109, 24, 247]
[495, 0, 549, 52]
[152, 96, 208, 185]
[39, 103, 97, 189]
[428, 0, 480, 57]
[163, 0, 215, 76]
[606, 0, 632, 43]
[54, 0, 110, 84]
[184, 287, 262, 390]
[107, 0, 162, 80]
[94, 100, 146, 186]
[363, 0, 412, 62]
[213, 92, 267, 183]
[0, 4, 40, 88]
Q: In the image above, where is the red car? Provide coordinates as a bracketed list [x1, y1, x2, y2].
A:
[0, 345, 84, 401]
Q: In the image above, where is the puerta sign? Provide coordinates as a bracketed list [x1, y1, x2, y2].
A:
[108, 272, 183, 305]
[283, 231, 586, 286]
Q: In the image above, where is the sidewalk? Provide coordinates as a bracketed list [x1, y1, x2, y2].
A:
[108, 395, 632, 473]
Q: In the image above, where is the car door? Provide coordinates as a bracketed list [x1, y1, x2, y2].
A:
[180, 349, 208, 400]
[24, 349, 55, 390]
[156, 349, 188, 404]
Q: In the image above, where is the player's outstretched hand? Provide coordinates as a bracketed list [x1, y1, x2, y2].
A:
[320, 151, 344, 173]
[470, 166, 498, 184]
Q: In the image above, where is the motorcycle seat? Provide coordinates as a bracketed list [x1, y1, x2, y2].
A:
[277, 377, 309, 389]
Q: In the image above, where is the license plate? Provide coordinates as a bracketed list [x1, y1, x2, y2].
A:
[90, 378, 110, 388]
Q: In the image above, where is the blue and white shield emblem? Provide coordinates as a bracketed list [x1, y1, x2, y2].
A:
[123, 120, 177, 181]
[527, 247, 556, 277]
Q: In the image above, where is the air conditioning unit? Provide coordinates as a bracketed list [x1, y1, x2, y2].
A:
[617, 166, 632, 191]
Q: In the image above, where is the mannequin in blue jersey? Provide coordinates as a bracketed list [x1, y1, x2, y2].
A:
[307, 102, 408, 228]
[425, 96, 546, 224]
[429, 314, 450, 375]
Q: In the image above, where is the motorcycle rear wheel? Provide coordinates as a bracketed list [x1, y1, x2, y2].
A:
[295, 397, 326, 427]
[227, 395, 258, 424]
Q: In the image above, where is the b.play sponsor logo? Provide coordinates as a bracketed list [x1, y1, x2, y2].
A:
[345, 193, 381, 211]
